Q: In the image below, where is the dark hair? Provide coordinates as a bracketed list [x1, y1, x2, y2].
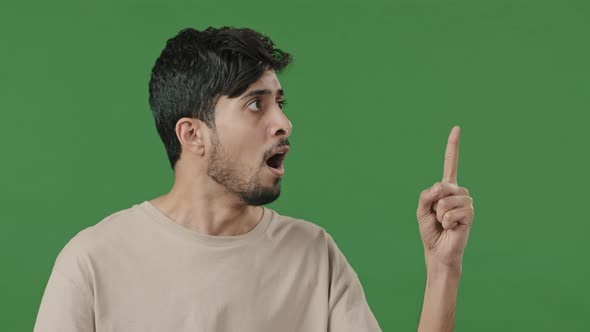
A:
[148, 26, 293, 171]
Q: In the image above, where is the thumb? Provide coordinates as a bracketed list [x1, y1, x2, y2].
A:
[417, 183, 440, 220]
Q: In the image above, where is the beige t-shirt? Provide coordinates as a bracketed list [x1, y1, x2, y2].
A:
[34, 201, 381, 332]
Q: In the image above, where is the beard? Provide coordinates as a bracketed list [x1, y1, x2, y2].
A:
[206, 130, 281, 206]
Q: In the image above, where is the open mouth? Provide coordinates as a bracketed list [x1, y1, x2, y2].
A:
[266, 152, 285, 169]
[265, 152, 286, 176]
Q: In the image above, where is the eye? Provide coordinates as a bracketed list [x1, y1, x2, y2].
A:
[247, 98, 263, 112]
[278, 98, 288, 110]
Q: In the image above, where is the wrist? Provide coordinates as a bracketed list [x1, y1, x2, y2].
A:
[425, 257, 462, 279]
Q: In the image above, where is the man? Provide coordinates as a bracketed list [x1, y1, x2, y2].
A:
[34, 26, 474, 332]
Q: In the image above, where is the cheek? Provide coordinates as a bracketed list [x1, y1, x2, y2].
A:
[218, 125, 266, 165]
[231, 143, 263, 167]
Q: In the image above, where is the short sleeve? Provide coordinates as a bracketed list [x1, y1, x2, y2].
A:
[34, 231, 96, 332]
[325, 232, 382, 332]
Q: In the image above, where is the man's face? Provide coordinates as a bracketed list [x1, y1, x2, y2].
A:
[206, 69, 292, 206]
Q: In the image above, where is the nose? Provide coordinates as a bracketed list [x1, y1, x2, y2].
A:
[268, 106, 292, 139]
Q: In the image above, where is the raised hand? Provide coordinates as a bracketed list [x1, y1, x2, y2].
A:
[416, 126, 475, 269]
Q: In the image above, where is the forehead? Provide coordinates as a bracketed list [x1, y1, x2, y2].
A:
[246, 68, 282, 92]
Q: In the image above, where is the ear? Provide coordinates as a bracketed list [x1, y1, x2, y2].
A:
[175, 117, 209, 157]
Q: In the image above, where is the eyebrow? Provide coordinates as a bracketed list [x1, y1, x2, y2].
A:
[239, 88, 284, 100]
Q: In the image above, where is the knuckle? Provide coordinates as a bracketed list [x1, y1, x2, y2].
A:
[419, 188, 430, 200]
[435, 182, 443, 193]
[460, 186, 470, 196]
[443, 210, 454, 222]
[437, 198, 447, 211]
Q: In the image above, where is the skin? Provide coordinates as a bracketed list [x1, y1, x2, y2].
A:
[416, 125, 475, 331]
[149, 68, 292, 236]
[149, 68, 474, 330]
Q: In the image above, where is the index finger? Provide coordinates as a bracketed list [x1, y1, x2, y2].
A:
[442, 125, 460, 183]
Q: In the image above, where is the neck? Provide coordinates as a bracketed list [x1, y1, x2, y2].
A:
[148, 174, 263, 237]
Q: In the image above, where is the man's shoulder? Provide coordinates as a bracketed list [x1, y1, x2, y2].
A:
[53, 203, 141, 266]
[267, 208, 332, 245]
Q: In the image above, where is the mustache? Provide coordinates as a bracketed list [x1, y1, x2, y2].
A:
[264, 138, 290, 160]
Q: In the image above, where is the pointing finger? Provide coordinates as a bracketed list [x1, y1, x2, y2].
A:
[442, 125, 460, 184]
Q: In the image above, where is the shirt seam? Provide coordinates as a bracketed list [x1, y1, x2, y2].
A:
[138, 202, 273, 247]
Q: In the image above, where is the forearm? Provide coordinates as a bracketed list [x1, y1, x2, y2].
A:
[417, 263, 462, 332]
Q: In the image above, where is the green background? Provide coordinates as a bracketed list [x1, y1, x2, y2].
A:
[1, 0, 589, 330]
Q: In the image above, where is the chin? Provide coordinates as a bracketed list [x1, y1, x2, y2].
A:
[240, 185, 281, 206]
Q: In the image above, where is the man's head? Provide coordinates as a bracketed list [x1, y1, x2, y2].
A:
[148, 27, 293, 206]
